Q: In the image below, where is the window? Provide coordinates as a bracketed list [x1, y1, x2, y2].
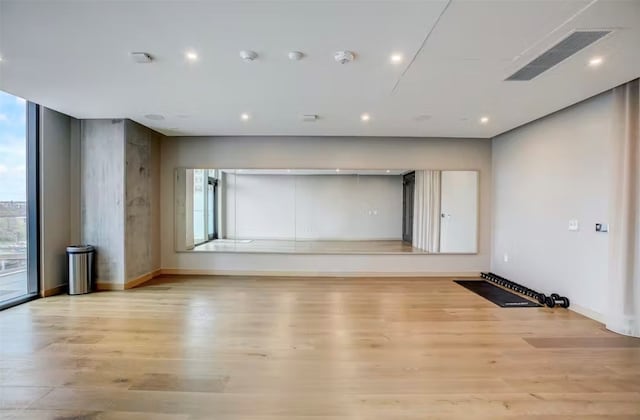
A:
[192, 169, 218, 246]
[193, 169, 206, 244]
[0, 91, 39, 309]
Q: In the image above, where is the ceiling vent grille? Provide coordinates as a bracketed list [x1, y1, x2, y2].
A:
[506, 30, 611, 81]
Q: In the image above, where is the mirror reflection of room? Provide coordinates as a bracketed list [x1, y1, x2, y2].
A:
[175, 169, 477, 254]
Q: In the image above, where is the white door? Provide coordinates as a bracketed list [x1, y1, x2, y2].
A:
[439, 171, 478, 253]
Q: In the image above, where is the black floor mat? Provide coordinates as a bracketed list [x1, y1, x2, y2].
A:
[454, 280, 542, 307]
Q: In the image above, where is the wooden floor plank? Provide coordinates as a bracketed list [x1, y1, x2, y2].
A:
[1, 275, 639, 419]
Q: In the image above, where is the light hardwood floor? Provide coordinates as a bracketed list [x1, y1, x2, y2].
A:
[1, 276, 639, 419]
[193, 239, 422, 254]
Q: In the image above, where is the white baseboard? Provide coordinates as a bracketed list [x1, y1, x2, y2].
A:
[159, 268, 480, 278]
[570, 303, 605, 324]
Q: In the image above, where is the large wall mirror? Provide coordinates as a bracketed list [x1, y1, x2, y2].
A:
[175, 169, 478, 254]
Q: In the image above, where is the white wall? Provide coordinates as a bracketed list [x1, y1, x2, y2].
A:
[225, 174, 402, 240]
[492, 92, 612, 317]
[161, 136, 491, 275]
[225, 173, 295, 240]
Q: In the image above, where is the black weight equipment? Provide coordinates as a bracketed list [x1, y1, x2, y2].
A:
[489, 275, 526, 295]
[482, 272, 563, 308]
[480, 273, 568, 309]
[545, 294, 570, 308]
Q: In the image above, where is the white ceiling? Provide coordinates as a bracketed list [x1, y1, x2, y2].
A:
[0, 0, 638, 138]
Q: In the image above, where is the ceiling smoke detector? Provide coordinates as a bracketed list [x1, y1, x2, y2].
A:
[334, 51, 355, 64]
[240, 50, 258, 62]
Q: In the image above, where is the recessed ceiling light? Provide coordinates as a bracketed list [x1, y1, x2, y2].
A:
[241, 113, 250, 121]
[145, 114, 164, 121]
[589, 56, 603, 67]
[480, 116, 489, 124]
[185, 51, 198, 62]
[390, 53, 403, 64]
[361, 113, 370, 122]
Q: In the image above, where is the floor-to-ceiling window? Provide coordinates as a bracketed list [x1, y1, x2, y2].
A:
[0, 91, 38, 309]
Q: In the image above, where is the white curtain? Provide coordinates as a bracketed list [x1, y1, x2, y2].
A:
[413, 170, 441, 252]
[607, 78, 640, 338]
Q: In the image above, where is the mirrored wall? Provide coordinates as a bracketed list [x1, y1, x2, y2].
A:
[175, 169, 478, 254]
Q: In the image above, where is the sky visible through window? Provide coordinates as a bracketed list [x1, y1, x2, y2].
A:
[0, 91, 27, 202]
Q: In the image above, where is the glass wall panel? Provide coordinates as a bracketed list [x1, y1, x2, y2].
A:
[0, 91, 36, 307]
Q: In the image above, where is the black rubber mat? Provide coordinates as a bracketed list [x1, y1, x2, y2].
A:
[454, 280, 542, 307]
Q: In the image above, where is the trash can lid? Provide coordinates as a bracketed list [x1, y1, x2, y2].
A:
[67, 244, 94, 253]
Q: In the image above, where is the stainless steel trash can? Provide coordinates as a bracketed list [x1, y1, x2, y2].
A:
[67, 245, 94, 295]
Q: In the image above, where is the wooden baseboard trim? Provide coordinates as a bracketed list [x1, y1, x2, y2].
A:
[41, 284, 67, 297]
[570, 303, 605, 324]
[158, 268, 480, 278]
[125, 269, 162, 289]
[95, 269, 163, 291]
[95, 282, 125, 291]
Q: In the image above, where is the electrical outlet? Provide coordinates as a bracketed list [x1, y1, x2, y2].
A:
[568, 219, 579, 231]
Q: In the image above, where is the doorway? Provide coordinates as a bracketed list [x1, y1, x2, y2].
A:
[207, 177, 218, 241]
[402, 172, 415, 243]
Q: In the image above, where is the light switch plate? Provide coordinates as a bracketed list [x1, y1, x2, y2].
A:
[568, 219, 579, 231]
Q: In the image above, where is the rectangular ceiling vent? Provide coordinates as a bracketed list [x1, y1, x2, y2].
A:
[506, 30, 611, 81]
